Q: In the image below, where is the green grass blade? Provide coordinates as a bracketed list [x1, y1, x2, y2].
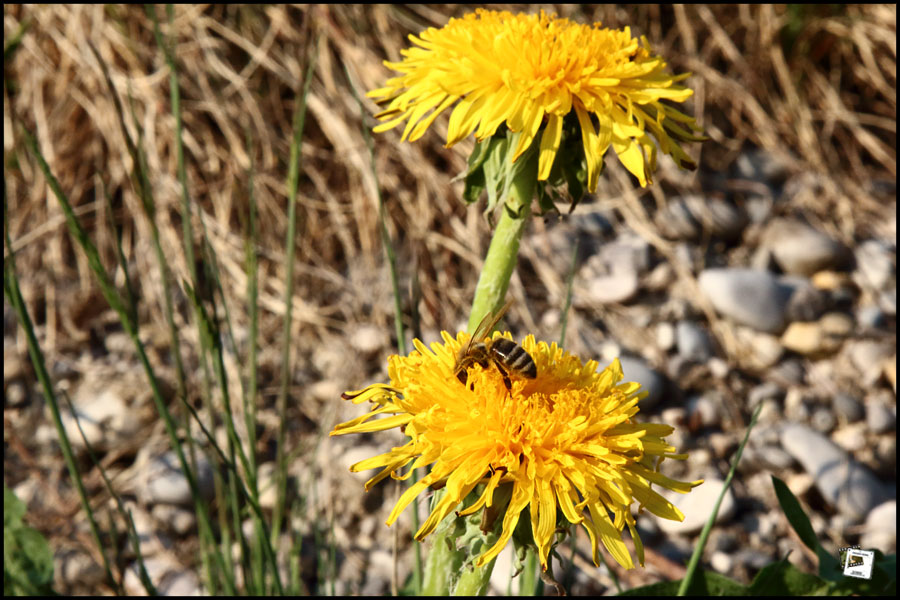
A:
[3, 18, 30, 62]
[100, 186, 139, 327]
[272, 35, 318, 549]
[677, 401, 763, 596]
[771, 476, 842, 579]
[20, 123, 231, 594]
[4, 196, 121, 595]
[86, 39, 188, 405]
[242, 129, 265, 591]
[58, 390, 157, 595]
[558, 238, 579, 347]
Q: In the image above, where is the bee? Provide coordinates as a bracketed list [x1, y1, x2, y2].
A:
[453, 300, 537, 391]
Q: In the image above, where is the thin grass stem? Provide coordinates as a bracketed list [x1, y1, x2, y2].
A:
[272, 37, 318, 548]
[558, 238, 579, 347]
[3, 197, 122, 596]
[58, 390, 157, 595]
[20, 124, 233, 594]
[677, 401, 763, 596]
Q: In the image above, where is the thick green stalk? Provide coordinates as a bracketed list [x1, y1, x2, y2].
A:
[421, 516, 465, 595]
[453, 557, 498, 596]
[420, 148, 537, 595]
[467, 157, 537, 332]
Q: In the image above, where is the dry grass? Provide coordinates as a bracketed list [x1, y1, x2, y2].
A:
[4, 4, 896, 595]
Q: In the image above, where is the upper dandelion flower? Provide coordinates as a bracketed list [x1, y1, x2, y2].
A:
[368, 9, 704, 191]
[331, 330, 703, 571]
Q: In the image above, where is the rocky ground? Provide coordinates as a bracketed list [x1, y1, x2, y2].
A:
[4, 4, 896, 596]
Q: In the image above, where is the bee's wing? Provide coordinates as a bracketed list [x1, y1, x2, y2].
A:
[469, 299, 512, 344]
[454, 300, 512, 376]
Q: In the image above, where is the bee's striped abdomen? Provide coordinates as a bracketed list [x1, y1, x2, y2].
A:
[490, 338, 537, 379]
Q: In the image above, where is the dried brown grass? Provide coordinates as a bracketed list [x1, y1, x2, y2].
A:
[5, 5, 895, 351]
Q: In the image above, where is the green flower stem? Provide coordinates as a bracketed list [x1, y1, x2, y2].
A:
[452, 552, 498, 596]
[418, 147, 537, 595]
[467, 154, 537, 332]
[421, 515, 464, 595]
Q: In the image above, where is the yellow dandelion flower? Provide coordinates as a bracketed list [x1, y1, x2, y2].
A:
[331, 331, 703, 571]
[368, 9, 704, 191]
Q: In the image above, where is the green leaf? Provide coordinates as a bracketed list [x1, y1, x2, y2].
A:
[771, 476, 817, 552]
[620, 569, 748, 596]
[4, 484, 27, 527]
[748, 560, 832, 596]
[771, 475, 842, 580]
[462, 137, 490, 204]
[3, 485, 55, 595]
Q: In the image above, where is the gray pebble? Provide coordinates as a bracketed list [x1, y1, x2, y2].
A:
[763, 218, 849, 276]
[739, 328, 784, 369]
[584, 269, 640, 304]
[865, 395, 896, 435]
[879, 287, 896, 316]
[143, 451, 216, 506]
[598, 233, 651, 274]
[350, 324, 389, 355]
[687, 392, 722, 428]
[861, 500, 896, 554]
[710, 551, 734, 574]
[656, 478, 736, 535]
[124, 557, 202, 596]
[846, 340, 893, 386]
[757, 445, 795, 470]
[745, 196, 774, 224]
[656, 321, 676, 352]
[616, 356, 666, 410]
[810, 407, 836, 433]
[656, 195, 748, 241]
[735, 548, 774, 570]
[780, 423, 891, 520]
[832, 393, 864, 423]
[699, 268, 794, 333]
[854, 239, 895, 291]
[733, 148, 790, 184]
[151, 504, 197, 536]
[857, 304, 887, 329]
[769, 358, 806, 386]
[708, 357, 730, 379]
[5, 380, 27, 407]
[784, 388, 812, 422]
[57, 549, 107, 590]
[60, 377, 146, 454]
[782, 278, 829, 323]
[756, 399, 784, 426]
[748, 381, 784, 407]
[676, 320, 714, 362]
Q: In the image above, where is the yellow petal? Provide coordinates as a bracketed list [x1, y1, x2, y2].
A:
[537, 113, 563, 180]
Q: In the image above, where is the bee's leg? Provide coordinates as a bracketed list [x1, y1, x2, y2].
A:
[494, 362, 512, 391]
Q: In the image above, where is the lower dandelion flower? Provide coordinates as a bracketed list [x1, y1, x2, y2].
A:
[331, 330, 703, 571]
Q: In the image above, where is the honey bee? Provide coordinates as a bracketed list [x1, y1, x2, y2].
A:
[453, 300, 537, 391]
